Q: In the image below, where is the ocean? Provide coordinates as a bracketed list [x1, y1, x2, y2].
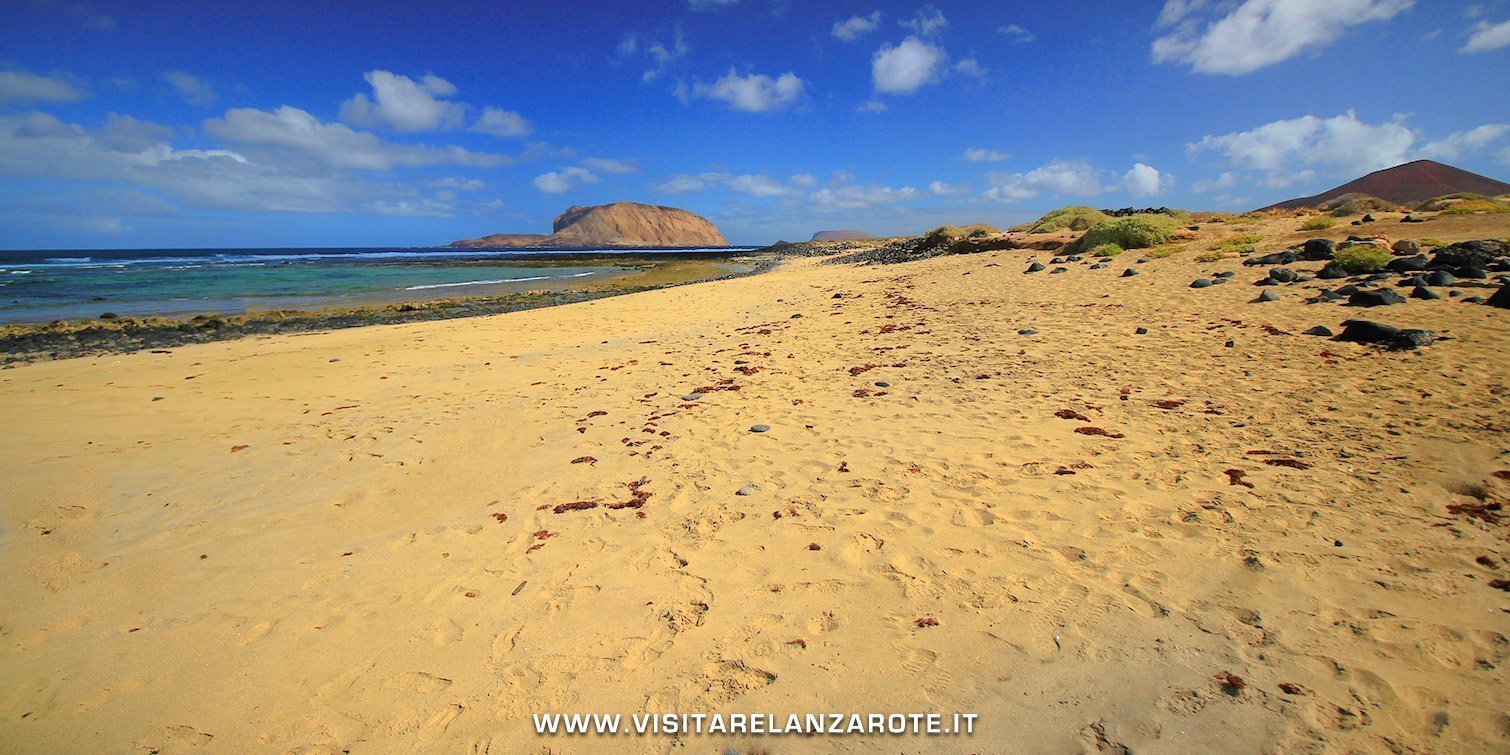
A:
[0, 246, 751, 324]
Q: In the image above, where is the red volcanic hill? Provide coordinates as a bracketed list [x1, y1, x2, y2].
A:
[1259, 159, 1510, 211]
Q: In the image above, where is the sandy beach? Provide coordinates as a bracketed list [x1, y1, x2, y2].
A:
[2, 214, 1508, 752]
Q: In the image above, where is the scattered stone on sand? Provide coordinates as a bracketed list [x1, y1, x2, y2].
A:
[1121, 268, 1139, 277]
[1303, 325, 1333, 337]
[1135, 327, 1148, 334]
[1463, 296, 1487, 304]
[1392, 239, 1420, 255]
[1025, 262, 1045, 273]
[1050, 267, 1068, 274]
[1410, 286, 1440, 300]
[736, 486, 758, 496]
[874, 381, 890, 387]
[1252, 290, 1279, 303]
[1190, 279, 1214, 289]
[1424, 270, 1456, 286]
[1387, 255, 1428, 273]
[1335, 320, 1438, 350]
[1348, 289, 1406, 307]
[682, 393, 704, 401]
[1486, 283, 1510, 308]
[749, 424, 770, 433]
[1018, 329, 1039, 336]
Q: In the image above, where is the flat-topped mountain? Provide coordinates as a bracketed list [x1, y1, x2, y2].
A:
[1259, 160, 1510, 211]
[451, 202, 727, 248]
[811, 230, 876, 242]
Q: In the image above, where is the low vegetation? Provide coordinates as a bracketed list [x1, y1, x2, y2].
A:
[1420, 237, 1446, 248]
[1330, 243, 1392, 273]
[1300, 216, 1337, 230]
[1071, 214, 1181, 251]
[1438, 198, 1510, 215]
[1020, 206, 1110, 233]
[1090, 243, 1124, 257]
[1417, 193, 1499, 212]
[1208, 234, 1264, 254]
[1321, 193, 1399, 217]
[1194, 251, 1227, 263]
[1145, 245, 1183, 258]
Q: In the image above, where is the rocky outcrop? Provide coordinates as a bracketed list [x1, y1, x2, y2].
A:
[451, 202, 727, 248]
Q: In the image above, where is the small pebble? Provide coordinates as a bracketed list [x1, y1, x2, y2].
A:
[874, 381, 890, 387]
[750, 424, 770, 433]
[736, 486, 758, 496]
[1018, 329, 1038, 336]
[1135, 327, 1148, 334]
[682, 393, 703, 401]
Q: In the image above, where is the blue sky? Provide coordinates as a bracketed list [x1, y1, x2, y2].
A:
[1, 0, 1507, 249]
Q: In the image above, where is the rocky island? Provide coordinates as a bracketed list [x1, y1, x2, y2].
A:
[451, 201, 729, 248]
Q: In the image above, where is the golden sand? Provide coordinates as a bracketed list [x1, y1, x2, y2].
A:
[2, 216, 1508, 752]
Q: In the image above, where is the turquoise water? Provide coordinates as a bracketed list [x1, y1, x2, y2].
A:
[0, 247, 741, 323]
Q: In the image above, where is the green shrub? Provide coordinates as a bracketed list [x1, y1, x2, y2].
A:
[1145, 245, 1182, 258]
[1091, 243, 1124, 258]
[1321, 193, 1399, 217]
[1438, 199, 1509, 215]
[1418, 193, 1489, 212]
[922, 224, 999, 247]
[1420, 237, 1446, 248]
[1300, 216, 1337, 230]
[1194, 251, 1227, 263]
[1331, 243, 1392, 272]
[1072, 214, 1180, 251]
[1025, 206, 1110, 233]
[1208, 233, 1264, 253]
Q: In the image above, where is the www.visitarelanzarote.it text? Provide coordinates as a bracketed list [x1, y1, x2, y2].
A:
[533, 711, 980, 736]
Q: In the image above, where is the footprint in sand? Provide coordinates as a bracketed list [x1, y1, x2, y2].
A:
[237, 619, 278, 647]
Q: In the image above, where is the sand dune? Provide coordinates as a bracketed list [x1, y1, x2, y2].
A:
[2, 224, 1507, 752]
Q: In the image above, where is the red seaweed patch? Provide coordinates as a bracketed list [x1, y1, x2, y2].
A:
[1074, 427, 1124, 439]
[1225, 469, 1254, 488]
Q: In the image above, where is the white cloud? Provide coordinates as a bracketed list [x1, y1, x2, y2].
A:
[163, 71, 215, 107]
[650, 171, 807, 198]
[901, 5, 948, 36]
[652, 174, 709, 194]
[963, 148, 1009, 162]
[1189, 111, 1510, 187]
[1123, 163, 1171, 198]
[1156, 0, 1208, 27]
[1192, 171, 1239, 193]
[620, 30, 690, 81]
[856, 99, 888, 113]
[339, 70, 468, 132]
[1186, 111, 1416, 177]
[1418, 124, 1510, 160]
[999, 24, 1034, 43]
[580, 156, 639, 174]
[810, 183, 918, 211]
[834, 12, 882, 41]
[983, 159, 1112, 203]
[1462, 19, 1510, 51]
[0, 111, 461, 217]
[0, 69, 86, 104]
[470, 106, 532, 138]
[533, 167, 599, 194]
[872, 37, 946, 94]
[954, 58, 986, 77]
[684, 69, 805, 112]
[206, 105, 510, 170]
[928, 180, 970, 195]
[427, 177, 486, 191]
[1152, 0, 1415, 75]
